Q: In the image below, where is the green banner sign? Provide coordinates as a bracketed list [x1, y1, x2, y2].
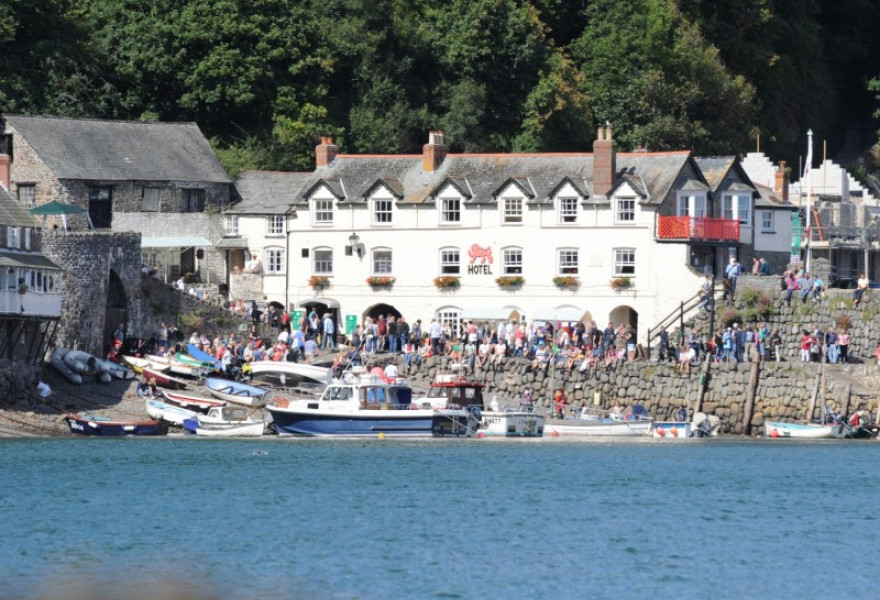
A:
[345, 314, 358, 334]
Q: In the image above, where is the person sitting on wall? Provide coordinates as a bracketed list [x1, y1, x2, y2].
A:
[245, 253, 263, 274]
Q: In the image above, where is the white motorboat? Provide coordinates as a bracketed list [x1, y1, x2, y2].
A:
[544, 406, 652, 437]
[183, 405, 266, 437]
[764, 420, 846, 439]
[145, 354, 212, 378]
[247, 360, 331, 396]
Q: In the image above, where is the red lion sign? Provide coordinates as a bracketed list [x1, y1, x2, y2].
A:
[468, 244, 493, 264]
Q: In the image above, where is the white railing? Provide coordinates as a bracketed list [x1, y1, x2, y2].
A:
[0, 290, 62, 317]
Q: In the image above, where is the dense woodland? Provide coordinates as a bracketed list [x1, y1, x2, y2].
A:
[1, 0, 879, 180]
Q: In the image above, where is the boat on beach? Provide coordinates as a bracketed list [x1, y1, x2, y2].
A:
[143, 366, 190, 390]
[544, 406, 652, 438]
[764, 420, 848, 439]
[161, 390, 226, 414]
[423, 374, 544, 437]
[246, 360, 331, 395]
[204, 377, 268, 407]
[652, 412, 721, 439]
[265, 367, 480, 437]
[174, 352, 218, 370]
[144, 398, 199, 426]
[122, 355, 171, 375]
[66, 414, 169, 436]
[186, 344, 222, 370]
[145, 354, 211, 378]
[183, 405, 266, 437]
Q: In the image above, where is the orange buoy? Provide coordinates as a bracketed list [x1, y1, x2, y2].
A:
[670, 427, 678, 437]
[477, 431, 487, 439]
[551, 430, 560, 437]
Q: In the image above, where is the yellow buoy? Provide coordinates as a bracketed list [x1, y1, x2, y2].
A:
[377, 432, 385, 439]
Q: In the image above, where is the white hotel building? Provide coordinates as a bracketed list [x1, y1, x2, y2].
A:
[222, 129, 792, 343]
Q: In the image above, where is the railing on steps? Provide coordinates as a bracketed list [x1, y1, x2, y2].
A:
[646, 280, 724, 358]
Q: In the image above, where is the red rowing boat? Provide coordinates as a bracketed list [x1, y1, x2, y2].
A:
[143, 366, 190, 390]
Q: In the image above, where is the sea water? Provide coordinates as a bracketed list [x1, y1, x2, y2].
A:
[1, 438, 879, 600]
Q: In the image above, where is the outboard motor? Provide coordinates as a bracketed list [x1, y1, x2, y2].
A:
[466, 405, 483, 436]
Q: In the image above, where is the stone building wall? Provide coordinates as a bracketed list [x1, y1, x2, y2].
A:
[40, 231, 142, 355]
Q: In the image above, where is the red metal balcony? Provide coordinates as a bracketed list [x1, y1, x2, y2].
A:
[657, 216, 740, 243]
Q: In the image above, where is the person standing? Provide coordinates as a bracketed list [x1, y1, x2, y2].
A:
[837, 329, 851, 363]
[725, 257, 742, 299]
[429, 318, 442, 356]
[387, 316, 399, 354]
[826, 326, 838, 364]
[322, 313, 336, 350]
[397, 317, 410, 352]
[554, 388, 565, 419]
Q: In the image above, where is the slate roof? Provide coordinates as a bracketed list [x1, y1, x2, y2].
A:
[230, 171, 312, 214]
[293, 151, 692, 207]
[3, 115, 231, 183]
[754, 183, 796, 210]
[0, 185, 37, 228]
[694, 156, 757, 194]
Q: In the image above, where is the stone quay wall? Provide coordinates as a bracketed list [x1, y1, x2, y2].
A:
[401, 355, 880, 435]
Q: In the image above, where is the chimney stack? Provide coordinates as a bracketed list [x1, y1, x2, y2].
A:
[592, 124, 617, 197]
[315, 137, 338, 168]
[422, 131, 448, 172]
[774, 160, 789, 202]
[0, 153, 9, 190]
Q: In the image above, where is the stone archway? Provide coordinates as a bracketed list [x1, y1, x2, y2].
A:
[105, 269, 128, 352]
[609, 305, 638, 331]
[364, 302, 402, 321]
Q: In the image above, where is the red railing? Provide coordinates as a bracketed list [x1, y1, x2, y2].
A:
[657, 216, 740, 243]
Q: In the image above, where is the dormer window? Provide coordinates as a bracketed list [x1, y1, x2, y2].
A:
[373, 198, 393, 225]
[314, 198, 333, 225]
[558, 197, 577, 224]
[677, 193, 706, 218]
[440, 197, 460, 224]
[615, 197, 635, 223]
[502, 197, 523, 224]
[723, 193, 752, 225]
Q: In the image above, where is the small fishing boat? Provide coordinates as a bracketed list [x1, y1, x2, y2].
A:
[122, 355, 171, 375]
[66, 414, 168, 436]
[161, 390, 226, 414]
[144, 398, 198, 426]
[544, 406, 652, 438]
[186, 344, 222, 369]
[99, 359, 135, 380]
[204, 377, 268, 407]
[423, 374, 544, 437]
[265, 367, 480, 437]
[175, 352, 218, 370]
[182, 405, 265, 437]
[764, 420, 847, 439]
[653, 412, 721, 439]
[143, 366, 190, 390]
[145, 354, 211, 378]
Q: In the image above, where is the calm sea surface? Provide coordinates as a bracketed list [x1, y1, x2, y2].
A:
[1, 437, 879, 600]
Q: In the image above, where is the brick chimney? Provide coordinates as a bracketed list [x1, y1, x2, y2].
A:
[315, 137, 338, 168]
[592, 124, 617, 197]
[0, 153, 9, 189]
[774, 160, 789, 202]
[422, 131, 449, 172]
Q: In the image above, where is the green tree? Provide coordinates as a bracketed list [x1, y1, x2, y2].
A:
[571, 0, 756, 154]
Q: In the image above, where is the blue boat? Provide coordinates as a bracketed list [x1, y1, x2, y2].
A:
[265, 368, 480, 437]
[187, 344, 222, 370]
[204, 377, 268, 407]
[65, 414, 168, 436]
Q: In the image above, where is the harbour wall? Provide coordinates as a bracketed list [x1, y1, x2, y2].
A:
[403, 355, 880, 435]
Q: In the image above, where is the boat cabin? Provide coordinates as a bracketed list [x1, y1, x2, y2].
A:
[426, 375, 485, 410]
[311, 373, 414, 410]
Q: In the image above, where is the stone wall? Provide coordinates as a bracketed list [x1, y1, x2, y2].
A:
[401, 355, 880, 435]
[41, 231, 142, 355]
[229, 272, 264, 304]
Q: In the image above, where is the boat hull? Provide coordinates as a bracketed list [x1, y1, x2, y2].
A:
[143, 367, 189, 390]
[195, 422, 265, 437]
[479, 411, 545, 437]
[544, 418, 652, 437]
[764, 420, 846, 439]
[66, 415, 168, 436]
[204, 378, 267, 407]
[651, 422, 694, 439]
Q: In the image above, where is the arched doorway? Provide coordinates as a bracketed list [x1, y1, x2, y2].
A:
[105, 270, 128, 352]
[609, 305, 638, 331]
[364, 303, 402, 321]
[296, 298, 340, 341]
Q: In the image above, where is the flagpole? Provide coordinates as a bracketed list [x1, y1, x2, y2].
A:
[804, 129, 813, 274]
